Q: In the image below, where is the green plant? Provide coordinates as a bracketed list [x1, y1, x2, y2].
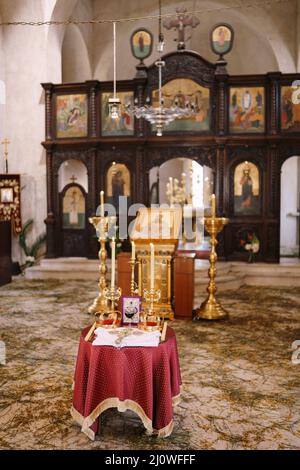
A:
[19, 219, 46, 269]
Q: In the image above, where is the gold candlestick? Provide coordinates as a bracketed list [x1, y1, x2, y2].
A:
[88, 214, 116, 315]
[103, 286, 122, 314]
[88, 216, 109, 315]
[193, 194, 229, 321]
[143, 287, 161, 329]
[130, 259, 139, 296]
[1, 138, 10, 174]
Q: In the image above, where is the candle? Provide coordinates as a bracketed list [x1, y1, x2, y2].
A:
[150, 243, 155, 290]
[211, 194, 216, 218]
[111, 237, 115, 289]
[169, 177, 173, 205]
[100, 191, 104, 217]
[131, 240, 135, 261]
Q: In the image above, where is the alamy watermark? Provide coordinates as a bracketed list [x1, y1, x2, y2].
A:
[96, 198, 204, 242]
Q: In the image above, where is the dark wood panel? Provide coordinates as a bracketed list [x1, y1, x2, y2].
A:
[0, 221, 12, 286]
[174, 254, 195, 319]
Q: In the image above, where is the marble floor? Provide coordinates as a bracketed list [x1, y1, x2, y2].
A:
[0, 279, 300, 450]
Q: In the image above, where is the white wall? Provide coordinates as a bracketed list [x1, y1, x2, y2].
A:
[280, 156, 300, 256]
[58, 160, 88, 192]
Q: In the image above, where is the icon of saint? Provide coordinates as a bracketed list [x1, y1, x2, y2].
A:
[240, 167, 253, 208]
[69, 190, 79, 225]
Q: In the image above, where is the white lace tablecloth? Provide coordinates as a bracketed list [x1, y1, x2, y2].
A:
[92, 327, 161, 348]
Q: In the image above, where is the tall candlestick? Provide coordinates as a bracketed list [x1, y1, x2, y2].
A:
[111, 237, 116, 289]
[100, 191, 105, 217]
[150, 243, 155, 290]
[211, 194, 216, 218]
[131, 240, 135, 261]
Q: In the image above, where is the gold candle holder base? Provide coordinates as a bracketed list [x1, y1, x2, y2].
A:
[141, 288, 161, 329]
[194, 299, 229, 321]
[103, 286, 122, 312]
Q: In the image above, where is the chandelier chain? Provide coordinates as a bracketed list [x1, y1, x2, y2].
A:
[0, 0, 292, 27]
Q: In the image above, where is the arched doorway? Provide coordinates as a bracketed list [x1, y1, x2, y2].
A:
[58, 159, 88, 257]
[149, 157, 213, 250]
[280, 156, 300, 259]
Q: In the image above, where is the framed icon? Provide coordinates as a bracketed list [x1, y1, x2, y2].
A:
[281, 85, 300, 132]
[0, 187, 14, 203]
[229, 87, 265, 134]
[62, 185, 86, 229]
[130, 28, 153, 62]
[101, 91, 134, 137]
[152, 78, 210, 132]
[122, 296, 141, 326]
[210, 23, 234, 58]
[234, 161, 261, 216]
[56, 93, 88, 138]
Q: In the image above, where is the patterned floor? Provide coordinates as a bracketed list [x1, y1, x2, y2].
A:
[0, 278, 300, 450]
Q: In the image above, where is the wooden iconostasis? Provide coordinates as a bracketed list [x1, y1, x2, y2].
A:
[42, 50, 300, 262]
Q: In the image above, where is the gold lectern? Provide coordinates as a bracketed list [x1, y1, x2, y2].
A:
[130, 207, 182, 320]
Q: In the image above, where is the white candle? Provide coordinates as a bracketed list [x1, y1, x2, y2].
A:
[150, 243, 155, 290]
[211, 194, 216, 218]
[111, 237, 115, 289]
[100, 191, 104, 217]
[131, 240, 135, 261]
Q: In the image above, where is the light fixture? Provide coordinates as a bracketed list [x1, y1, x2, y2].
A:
[109, 22, 121, 120]
[126, 0, 196, 136]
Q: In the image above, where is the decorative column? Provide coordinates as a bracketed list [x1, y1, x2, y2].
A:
[42, 83, 53, 141]
[215, 73, 228, 136]
[44, 147, 56, 258]
[267, 72, 281, 135]
[134, 66, 147, 137]
[86, 80, 99, 138]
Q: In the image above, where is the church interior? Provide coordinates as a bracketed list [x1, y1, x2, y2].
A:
[1, 0, 300, 451]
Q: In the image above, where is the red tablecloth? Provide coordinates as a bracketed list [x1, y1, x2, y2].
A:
[71, 326, 182, 440]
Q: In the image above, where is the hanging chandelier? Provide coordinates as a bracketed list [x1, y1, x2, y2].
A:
[109, 21, 121, 120]
[125, 1, 196, 137]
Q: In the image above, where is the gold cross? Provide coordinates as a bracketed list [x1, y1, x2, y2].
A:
[1, 138, 10, 157]
[1, 138, 10, 173]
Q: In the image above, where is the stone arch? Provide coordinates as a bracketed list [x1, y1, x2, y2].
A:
[45, 0, 79, 82]
[62, 24, 92, 82]
[93, 0, 295, 79]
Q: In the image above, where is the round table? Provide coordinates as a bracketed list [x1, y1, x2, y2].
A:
[71, 326, 182, 441]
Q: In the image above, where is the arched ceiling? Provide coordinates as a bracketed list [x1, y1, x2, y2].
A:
[0, 0, 298, 83]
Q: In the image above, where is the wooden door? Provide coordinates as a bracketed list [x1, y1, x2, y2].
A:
[60, 183, 88, 257]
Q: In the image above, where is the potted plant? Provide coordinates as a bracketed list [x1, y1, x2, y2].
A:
[18, 219, 46, 270]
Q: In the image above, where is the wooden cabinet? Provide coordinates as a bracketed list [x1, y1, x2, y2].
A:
[117, 252, 132, 298]
[173, 254, 195, 319]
